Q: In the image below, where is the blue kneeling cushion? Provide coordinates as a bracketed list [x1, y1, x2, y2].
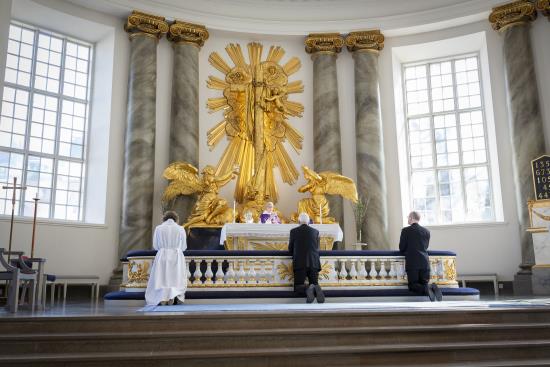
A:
[104, 287, 478, 301]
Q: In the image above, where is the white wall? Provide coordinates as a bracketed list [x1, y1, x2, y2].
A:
[1, 0, 549, 284]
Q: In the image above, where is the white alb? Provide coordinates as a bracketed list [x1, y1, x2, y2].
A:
[145, 219, 187, 305]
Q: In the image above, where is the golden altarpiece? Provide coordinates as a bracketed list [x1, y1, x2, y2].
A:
[162, 42, 358, 251]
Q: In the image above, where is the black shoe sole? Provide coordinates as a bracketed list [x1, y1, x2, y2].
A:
[432, 284, 443, 301]
[306, 286, 315, 303]
[314, 285, 325, 304]
[425, 285, 435, 302]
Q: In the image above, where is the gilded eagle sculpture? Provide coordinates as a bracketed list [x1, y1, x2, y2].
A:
[206, 42, 304, 207]
[162, 162, 239, 228]
[295, 166, 358, 224]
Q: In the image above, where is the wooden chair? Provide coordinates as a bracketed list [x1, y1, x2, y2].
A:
[0, 248, 37, 313]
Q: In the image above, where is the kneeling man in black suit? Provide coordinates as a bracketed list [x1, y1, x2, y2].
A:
[289, 213, 325, 303]
[399, 211, 442, 302]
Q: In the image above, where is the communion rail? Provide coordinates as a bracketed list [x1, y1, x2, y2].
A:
[121, 250, 458, 291]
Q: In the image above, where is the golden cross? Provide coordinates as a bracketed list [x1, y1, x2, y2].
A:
[2, 177, 27, 263]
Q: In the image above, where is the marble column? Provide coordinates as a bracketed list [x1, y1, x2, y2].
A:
[489, 1, 546, 293]
[118, 12, 169, 265]
[345, 31, 389, 250]
[166, 21, 209, 223]
[305, 34, 345, 233]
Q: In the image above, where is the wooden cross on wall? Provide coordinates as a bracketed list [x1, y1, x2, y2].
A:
[2, 177, 27, 262]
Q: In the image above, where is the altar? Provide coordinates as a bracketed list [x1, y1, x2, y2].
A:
[220, 223, 344, 251]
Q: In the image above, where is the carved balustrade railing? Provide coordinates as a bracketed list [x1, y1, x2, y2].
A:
[122, 250, 458, 291]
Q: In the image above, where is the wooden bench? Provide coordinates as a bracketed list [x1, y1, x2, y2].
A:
[457, 273, 499, 296]
[47, 275, 100, 306]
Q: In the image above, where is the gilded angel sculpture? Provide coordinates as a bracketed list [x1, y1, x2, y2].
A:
[295, 166, 358, 224]
[206, 42, 304, 206]
[162, 162, 238, 228]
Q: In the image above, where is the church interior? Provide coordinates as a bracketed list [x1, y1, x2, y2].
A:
[1, 0, 550, 365]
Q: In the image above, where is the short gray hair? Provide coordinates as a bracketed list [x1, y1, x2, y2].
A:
[163, 211, 179, 223]
[409, 211, 420, 221]
[298, 212, 310, 224]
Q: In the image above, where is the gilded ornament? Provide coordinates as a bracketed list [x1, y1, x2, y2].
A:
[345, 30, 384, 52]
[488, 1, 537, 31]
[277, 261, 333, 281]
[250, 241, 288, 251]
[161, 162, 239, 228]
[537, 0, 550, 17]
[293, 166, 358, 224]
[127, 260, 150, 284]
[168, 20, 209, 47]
[444, 260, 457, 281]
[304, 33, 344, 54]
[533, 210, 550, 221]
[277, 262, 293, 280]
[206, 42, 304, 208]
[318, 262, 333, 280]
[124, 10, 169, 39]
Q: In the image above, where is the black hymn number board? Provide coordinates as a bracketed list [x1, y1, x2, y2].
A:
[532, 155, 550, 201]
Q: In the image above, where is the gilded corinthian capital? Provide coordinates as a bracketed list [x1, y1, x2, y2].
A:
[168, 21, 209, 48]
[305, 33, 344, 55]
[537, 0, 550, 18]
[124, 11, 169, 39]
[345, 30, 384, 52]
[488, 1, 537, 31]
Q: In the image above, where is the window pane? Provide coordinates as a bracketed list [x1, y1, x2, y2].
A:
[1, 86, 28, 149]
[54, 159, 83, 220]
[438, 169, 464, 223]
[464, 166, 493, 221]
[0, 150, 24, 214]
[411, 171, 436, 224]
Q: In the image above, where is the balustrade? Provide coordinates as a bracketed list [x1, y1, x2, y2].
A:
[123, 252, 458, 291]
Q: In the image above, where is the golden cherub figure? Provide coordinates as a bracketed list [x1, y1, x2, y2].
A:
[295, 166, 358, 224]
[162, 162, 239, 228]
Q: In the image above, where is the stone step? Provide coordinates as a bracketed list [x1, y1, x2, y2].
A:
[1, 323, 549, 356]
[1, 340, 550, 366]
[2, 307, 550, 334]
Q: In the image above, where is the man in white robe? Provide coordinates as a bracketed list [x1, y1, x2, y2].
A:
[145, 211, 187, 305]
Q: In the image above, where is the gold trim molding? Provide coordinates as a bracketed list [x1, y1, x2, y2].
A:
[124, 10, 169, 39]
[345, 30, 384, 52]
[537, 0, 550, 17]
[168, 20, 209, 47]
[305, 33, 344, 55]
[488, 0, 537, 32]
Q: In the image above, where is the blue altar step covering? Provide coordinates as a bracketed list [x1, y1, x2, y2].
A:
[104, 287, 480, 306]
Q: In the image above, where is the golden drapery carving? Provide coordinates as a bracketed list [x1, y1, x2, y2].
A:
[206, 42, 304, 210]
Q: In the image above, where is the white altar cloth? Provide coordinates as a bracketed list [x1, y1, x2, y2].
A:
[219, 223, 343, 245]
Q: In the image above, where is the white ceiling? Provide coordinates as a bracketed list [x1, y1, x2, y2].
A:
[63, 0, 505, 36]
